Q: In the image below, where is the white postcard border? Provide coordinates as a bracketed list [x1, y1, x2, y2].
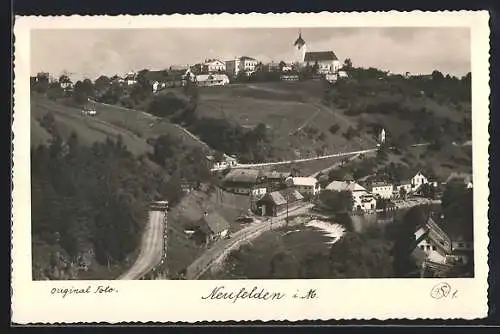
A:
[12, 11, 490, 323]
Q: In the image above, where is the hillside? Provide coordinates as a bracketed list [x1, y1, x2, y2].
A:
[30, 94, 214, 280]
[31, 93, 209, 154]
[192, 81, 374, 160]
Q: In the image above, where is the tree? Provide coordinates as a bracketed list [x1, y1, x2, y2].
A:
[329, 232, 393, 278]
[319, 190, 354, 213]
[399, 186, 407, 199]
[329, 124, 340, 134]
[431, 70, 444, 82]
[73, 79, 94, 105]
[388, 206, 428, 277]
[33, 72, 50, 94]
[47, 82, 64, 101]
[278, 61, 287, 72]
[59, 74, 72, 86]
[94, 75, 111, 95]
[343, 58, 353, 70]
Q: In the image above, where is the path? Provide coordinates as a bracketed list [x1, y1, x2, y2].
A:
[90, 99, 211, 150]
[118, 210, 165, 280]
[210, 148, 377, 171]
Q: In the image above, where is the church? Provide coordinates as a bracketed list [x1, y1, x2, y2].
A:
[293, 31, 342, 74]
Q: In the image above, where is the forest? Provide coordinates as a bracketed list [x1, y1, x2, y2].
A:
[31, 117, 211, 279]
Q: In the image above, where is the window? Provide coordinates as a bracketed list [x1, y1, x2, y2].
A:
[459, 242, 465, 248]
[432, 246, 436, 251]
[420, 245, 424, 250]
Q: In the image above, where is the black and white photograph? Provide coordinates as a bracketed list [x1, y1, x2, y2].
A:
[28, 26, 476, 281]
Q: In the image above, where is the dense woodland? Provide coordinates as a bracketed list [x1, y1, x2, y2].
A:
[31, 112, 211, 279]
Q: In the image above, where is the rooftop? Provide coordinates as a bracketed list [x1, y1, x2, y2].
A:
[223, 169, 261, 184]
[197, 212, 230, 235]
[196, 74, 229, 81]
[326, 180, 367, 193]
[290, 177, 318, 187]
[260, 189, 304, 206]
[240, 56, 257, 61]
[304, 51, 338, 62]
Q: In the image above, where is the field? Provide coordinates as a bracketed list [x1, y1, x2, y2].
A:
[192, 81, 376, 160]
[31, 93, 208, 155]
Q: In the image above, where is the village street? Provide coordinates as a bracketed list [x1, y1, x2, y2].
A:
[185, 203, 314, 279]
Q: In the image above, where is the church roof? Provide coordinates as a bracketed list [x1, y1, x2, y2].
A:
[304, 51, 339, 62]
[293, 33, 306, 47]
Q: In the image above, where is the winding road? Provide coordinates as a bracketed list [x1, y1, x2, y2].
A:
[185, 203, 314, 280]
[118, 210, 165, 280]
[210, 148, 377, 171]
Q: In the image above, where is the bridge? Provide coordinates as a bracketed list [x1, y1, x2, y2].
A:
[118, 201, 169, 280]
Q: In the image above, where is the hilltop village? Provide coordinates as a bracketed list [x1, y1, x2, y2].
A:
[31, 31, 473, 280]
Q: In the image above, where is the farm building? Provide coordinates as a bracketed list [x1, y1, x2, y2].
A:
[187, 211, 231, 246]
[414, 217, 452, 264]
[196, 74, 230, 87]
[206, 154, 238, 170]
[256, 189, 304, 217]
[368, 181, 394, 199]
[286, 176, 321, 196]
[222, 169, 264, 194]
[326, 180, 376, 213]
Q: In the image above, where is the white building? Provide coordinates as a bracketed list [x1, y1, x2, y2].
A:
[414, 217, 452, 264]
[204, 59, 226, 73]
[196, 74, 230, 87]
[326, 181, 376, 212]
[281, 63, 293, 72]
[411, 171, 429, 192]
[369, 181, 394, 199]
[250, 185, 267, 199]
[239, 56, 258, 74]
[286, 177, 321, 196]
[124, 72, 137, 85]
[152, 80, 166, 93]
[206, 153, 238, 170]
[325, 73, 338, 83]
[225, 56, 258, 77]
[338, 70, 349, 78]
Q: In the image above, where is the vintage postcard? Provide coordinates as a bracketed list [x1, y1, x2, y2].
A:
[12, 11, 490, 323]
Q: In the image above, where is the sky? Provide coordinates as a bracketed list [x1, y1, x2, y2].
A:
[31, 27, 470, 81]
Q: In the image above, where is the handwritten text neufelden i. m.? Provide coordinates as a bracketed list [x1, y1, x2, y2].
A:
[201, 285, 317, 303]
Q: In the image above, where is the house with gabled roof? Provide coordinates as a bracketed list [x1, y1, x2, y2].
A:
[256, 189, 304, 217]
[303, 51, 341, 74]
[325, 180, 376, 212]
[187, 211, 231, 246]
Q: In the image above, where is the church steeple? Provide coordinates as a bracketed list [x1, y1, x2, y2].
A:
[293, 30, 306, 49]
[293, 29, 307, 63]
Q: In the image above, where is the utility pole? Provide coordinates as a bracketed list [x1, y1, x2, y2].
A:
[286, 193, 289, 227]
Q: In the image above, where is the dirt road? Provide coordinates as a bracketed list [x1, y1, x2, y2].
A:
[118, 210, 165, 280]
